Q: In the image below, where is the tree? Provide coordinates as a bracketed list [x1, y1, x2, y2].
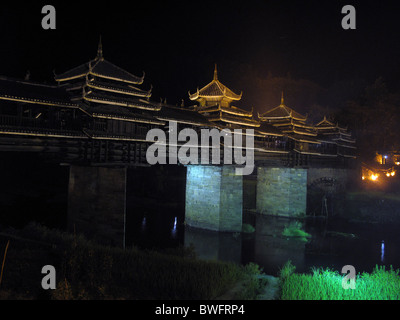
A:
[334, 77, 400, 160]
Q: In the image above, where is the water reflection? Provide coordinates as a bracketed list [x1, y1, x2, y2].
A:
[184, 215, 306, 275]
[141, 216, 147, 232]
[130, 207, 400, 276]
[183, 214, 400, 276]
[252, 216, 307, 275]
[171, 217, 178, 239]
[184, 226, 242, 264]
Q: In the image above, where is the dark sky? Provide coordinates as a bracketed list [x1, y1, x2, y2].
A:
[1, 0, 400, 109]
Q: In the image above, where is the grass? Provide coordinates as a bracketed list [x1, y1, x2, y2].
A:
[281, 221, 312, 242]
[0, 223, 263, 300]
[279, 261, 400, 300]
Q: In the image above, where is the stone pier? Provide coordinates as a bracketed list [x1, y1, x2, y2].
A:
[256, 167, 307, 217]
[185, 165, 243, 232]
[67, 165, 127, 247]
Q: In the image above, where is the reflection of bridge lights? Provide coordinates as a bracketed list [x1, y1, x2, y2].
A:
[141, 217, 147, 232]
[171, 217, 178, 238]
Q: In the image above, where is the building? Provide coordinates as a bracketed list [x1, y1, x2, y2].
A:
[188, 64, 259, 128]
[314, 116, 356, 160]
[188, 66, 291, 163]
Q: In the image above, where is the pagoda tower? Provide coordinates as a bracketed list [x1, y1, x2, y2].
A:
[188, 65, 259, 128]
[315, 116, 356, 158]
[258, 92, 315, 135]
[258, 93, 320, 154]
[54, 38, 157, 112]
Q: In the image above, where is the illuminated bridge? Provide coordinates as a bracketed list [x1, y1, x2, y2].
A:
[0, 42, 357, 246]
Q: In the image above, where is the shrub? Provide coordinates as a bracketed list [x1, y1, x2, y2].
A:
[281, 221, 311, 242]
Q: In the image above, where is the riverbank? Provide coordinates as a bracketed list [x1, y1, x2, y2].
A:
[0, 223, 264, 300]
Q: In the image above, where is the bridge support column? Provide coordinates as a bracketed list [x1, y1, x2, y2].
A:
[185, 165, 242, 232]
[256, 167, 307, 217]
[68, 165, 127, 247]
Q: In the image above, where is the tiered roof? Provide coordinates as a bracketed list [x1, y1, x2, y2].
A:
[258, 94, 307, 122]
[189, 65, 259, 128]
[55, 40, 145, 85]
[55, 59, 145, 85]
[188, 65, 242, 102]
[55, 39, 154, 112]
[258, 93, 317, 140]
[315, 116, 356, 156]
[51, 39, 166, 129]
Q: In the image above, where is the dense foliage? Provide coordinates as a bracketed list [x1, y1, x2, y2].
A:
[279, 261, 400, 300]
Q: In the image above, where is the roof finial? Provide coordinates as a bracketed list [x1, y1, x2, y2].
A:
[281, 91, 284, 105]
[213, 63, 218, 81]
[97, 35, 103, 60]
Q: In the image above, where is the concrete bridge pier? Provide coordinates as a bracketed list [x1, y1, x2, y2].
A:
[256, 167, 307, 217]
[185, 165, 243, 232]
[67, 165, 127, 247]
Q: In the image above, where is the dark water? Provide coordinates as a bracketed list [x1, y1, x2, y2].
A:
[2, 156, 398, 278]
[127, 203, 400, 277]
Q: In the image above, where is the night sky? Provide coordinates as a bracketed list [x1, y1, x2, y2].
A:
[1, 0, 400, 114]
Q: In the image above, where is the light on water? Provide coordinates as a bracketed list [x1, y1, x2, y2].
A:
[171, 217, 178, 238]
[141, 217, 147, 232]
[132, 209, 400, 275]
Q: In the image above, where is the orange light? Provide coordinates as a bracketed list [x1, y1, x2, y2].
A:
[386, 173, 391, 177]
[362, 176, 365, 180]
[396, 162, 400, 165]
[391, 171, 395, 177]
[371, 174, 378, 181]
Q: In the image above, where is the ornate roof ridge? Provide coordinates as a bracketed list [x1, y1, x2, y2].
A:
[207, 113, 260, 127]
[315, 115, 335, 127]
[86, 77, 151, 97]
[55, 41, 144, 85]
[258, 103, 307, 121]
[189, 66, 242, 101]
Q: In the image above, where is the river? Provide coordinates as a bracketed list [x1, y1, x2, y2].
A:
[126, 200, 400, 277]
